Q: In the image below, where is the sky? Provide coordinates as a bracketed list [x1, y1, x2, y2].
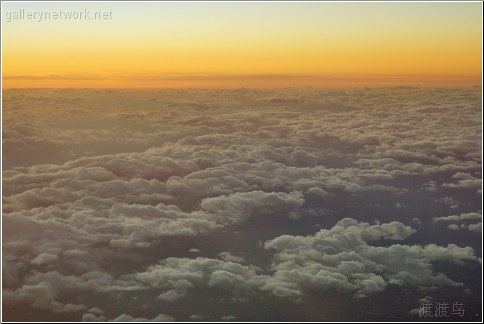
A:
[2, 2, 482, 322]
[1, 1, 482, 88]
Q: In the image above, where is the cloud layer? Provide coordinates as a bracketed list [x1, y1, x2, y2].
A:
[2, 87, 481, 321]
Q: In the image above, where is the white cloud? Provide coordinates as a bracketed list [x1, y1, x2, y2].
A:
[3, 281, 87, 313]
[218, 252, 246, 264]
[31, 252, 59, 265]
[110, 313, 175, 322]
[447, 224, 461, 231]
[110, 218, 476, 303]
[467, 222, 482, 232]
[128, 257, 262, 301]
[264, 218, 475, 298]
[433, 212, 482, 222]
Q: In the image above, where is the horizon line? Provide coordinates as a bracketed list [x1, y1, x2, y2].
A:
[3, 73, 481, 89]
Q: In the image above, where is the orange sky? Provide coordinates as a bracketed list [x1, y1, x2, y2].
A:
[2, 2, 482, 88]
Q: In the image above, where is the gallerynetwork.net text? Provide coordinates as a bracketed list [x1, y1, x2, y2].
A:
[5, 9, 113, 23]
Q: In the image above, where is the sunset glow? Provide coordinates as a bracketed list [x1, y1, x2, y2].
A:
[2, 2, 482, 88]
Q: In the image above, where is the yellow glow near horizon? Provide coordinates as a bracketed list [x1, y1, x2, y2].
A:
[2, 2, 482, 88]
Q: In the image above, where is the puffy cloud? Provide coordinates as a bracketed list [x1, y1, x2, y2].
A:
[110, 313, 175, 322]
[447, 224, 462, 231]
[433, 212, 482, 232]
[200, 190, 304, 223]
[81, 308, 175, 322]
[433, 212, 482, 222]
[111, 219, 475, 304]
[218, 252, 246, 264]
[467, 223, 482, 232]
[442, 177, 481, 190]
[189, 314, 205, 320]
[31, 252, 59, 265]
[3, 281, 87, 313]
[446, 222, 482, 233]
[129, 257, 263, 301]
[81, 307, 106, 321]
[264, 219, 475, 298]
[435, 196, 459, 209]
